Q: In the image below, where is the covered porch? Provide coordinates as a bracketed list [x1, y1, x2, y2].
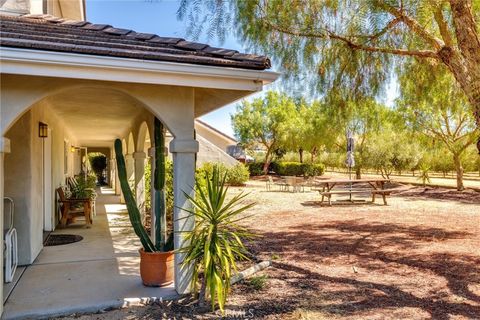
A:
[0, 13, 278, 318]
[3, 187, 177, 319]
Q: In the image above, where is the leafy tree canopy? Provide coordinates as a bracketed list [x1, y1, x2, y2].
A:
[178, 0, 480, 151]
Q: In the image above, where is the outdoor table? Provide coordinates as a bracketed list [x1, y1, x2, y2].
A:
[283, 176, 306, 192]
[312, 178, 391, 205]
[313, 178, 390, 192]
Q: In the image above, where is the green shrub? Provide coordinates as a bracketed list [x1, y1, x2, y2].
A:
[88, 153, 107, 185]
[196, 162, 227, 191]
[273, 162, 325, 177]
[144, 161, 151, 212]
[247, 275, 269, 291]
[197, 162, 249, 187]
[304, 163, 325, 177]
[144, 160, 173, 219]
[274, 162, 305, 176]
[71, 174, 96, 199]
[246, 162, 265, 176]
[226, 163, 250, 186]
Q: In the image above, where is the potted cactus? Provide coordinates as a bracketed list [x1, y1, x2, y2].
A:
[114, 118, 173, 286]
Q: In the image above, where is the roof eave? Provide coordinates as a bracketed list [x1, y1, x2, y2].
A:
[0, 47, 280, 92]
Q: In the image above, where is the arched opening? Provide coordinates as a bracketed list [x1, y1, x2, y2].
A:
[1, 85, 179, 304]
[134, 122, 150, 228]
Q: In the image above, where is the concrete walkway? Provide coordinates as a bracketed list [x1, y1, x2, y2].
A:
[3, 187, 177, 320]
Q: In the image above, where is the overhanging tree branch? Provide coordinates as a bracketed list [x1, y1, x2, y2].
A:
[260, 18, 439, 59]
[377, 1, 445, 50]
[434, 4, 455, 47]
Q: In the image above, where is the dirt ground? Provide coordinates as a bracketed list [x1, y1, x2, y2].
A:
[57, 180, 480, 320]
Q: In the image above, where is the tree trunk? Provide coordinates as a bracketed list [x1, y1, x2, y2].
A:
[263, 148, 272, 174]
[443, 1, 480, 153]
[198, 276, 206, 307]
[262, 158, 270, 174]
[310, 147, 317, 162]
[299, 148, 304, 163]
[453, 153, 465, 191]
[355, 166, 361, 179]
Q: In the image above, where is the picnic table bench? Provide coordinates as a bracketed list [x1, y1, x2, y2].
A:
[313, 178, 393, 205]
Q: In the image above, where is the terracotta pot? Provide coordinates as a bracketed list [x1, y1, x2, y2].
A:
[139, 249, 174, 287]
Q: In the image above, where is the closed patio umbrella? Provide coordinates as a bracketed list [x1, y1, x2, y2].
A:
[346, 130, 355, 201]
[346, 130, 355, 169]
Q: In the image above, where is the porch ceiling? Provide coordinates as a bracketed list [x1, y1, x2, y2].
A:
[45, 88, 144, 147]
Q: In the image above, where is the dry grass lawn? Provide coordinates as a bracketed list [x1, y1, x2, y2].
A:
[57, 179, 480, 320]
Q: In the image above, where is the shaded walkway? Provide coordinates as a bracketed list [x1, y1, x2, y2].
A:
[3, 188, 177, 320]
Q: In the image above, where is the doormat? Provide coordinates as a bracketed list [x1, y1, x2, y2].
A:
[44, 234, 83, 246]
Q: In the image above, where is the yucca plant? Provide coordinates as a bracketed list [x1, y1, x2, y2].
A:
[179, 166, 255, 312]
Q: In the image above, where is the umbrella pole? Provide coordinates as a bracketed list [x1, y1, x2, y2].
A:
[349, 165, 352, 202]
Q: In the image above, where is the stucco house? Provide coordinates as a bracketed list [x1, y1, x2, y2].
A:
[0, 0, 278, 317]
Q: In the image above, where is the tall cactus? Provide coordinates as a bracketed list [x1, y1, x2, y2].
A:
[114, 139, 156, 252]
[153, 118, 168, 251]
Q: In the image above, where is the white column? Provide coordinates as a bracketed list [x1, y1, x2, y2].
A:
[0, 138, 11, 316]
[114, 159, 121, 196]
[133, 151, 147, 218]
[125, 153, 135, 188]
[170, 138, 198, 294]
[109, 159, 116, 189]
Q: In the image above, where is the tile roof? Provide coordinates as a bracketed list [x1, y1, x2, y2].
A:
[0, 14, 271, 70]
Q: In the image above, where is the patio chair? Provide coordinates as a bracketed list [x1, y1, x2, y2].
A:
[56, 187, 92, 227]
[266, 176, 287, 191]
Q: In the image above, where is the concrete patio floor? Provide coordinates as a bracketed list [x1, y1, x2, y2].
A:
[3, 187, 177, 320]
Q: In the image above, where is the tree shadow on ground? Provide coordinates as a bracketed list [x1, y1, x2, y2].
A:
[245, 220, 479, 319]
[393, 187, 480, 205]
[301, 200, 385, 207]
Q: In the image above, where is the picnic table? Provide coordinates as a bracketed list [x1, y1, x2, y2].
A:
[312, 178, 392, 205]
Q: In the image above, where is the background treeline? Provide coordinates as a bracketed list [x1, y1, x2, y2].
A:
[232, 80, 479, 191]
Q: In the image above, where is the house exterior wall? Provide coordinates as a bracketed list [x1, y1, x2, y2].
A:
[194, 121, 236, 152]
[3, 100, 78, 265]
[0, 138, 9, 316]
[1, 0, 85, 20]
[0, 0, 29, 15]
[196, 135, 238, 167]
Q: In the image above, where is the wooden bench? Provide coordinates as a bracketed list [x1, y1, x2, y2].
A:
[318, 190, 369, 205]
[318, 189, 394, 206]
[371, 189, 395, 205]
[56, 187, 92, 228]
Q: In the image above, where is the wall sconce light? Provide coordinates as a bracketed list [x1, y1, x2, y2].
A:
[70, 146, 77, 153]
[38, 122, 48, 138]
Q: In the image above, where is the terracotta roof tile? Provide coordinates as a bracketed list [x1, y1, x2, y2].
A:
[81, 23, 111, 31]
[0, 14, 271, 70]
[148, 36, 184, 45]
[103, 27, 132, 36]
[174, 40, 209, 51]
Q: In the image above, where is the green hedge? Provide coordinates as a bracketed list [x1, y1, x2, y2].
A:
[246, 162, 265, 176]
[304, 163, 325, 177]
[274, 162, 325, 177]
[196, 162, 250, 188]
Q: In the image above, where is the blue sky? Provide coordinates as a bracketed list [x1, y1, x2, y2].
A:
[86, 0, 399, 137]
[86, 0, 257, 137]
